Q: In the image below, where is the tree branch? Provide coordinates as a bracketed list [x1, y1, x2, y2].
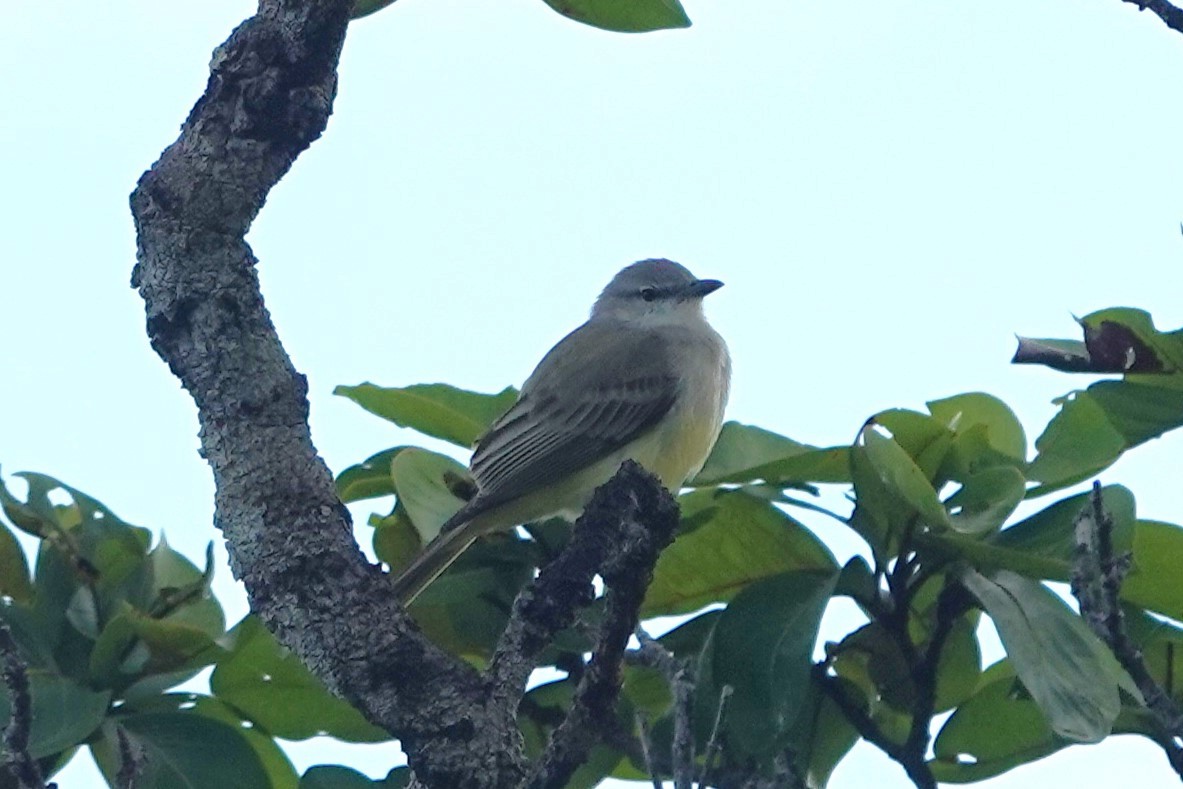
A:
[523, 462, 680, 789]
[1070, 481, 1183, 781]
[814, 664, 936, 789]
[1120, 0, 1183, 34]
[129, 2, 528, 785]
[902, 582, 969, 771]
[0, 619, 47, 789]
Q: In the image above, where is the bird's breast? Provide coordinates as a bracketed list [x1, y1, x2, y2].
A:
[648, 328, 731, 488]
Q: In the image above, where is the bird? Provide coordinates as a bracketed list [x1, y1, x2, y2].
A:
[392, 258, 731, 605]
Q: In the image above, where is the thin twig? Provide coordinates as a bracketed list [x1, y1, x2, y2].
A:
[634, 712, 663, 789]
[632, 627, 696, 789]
[1070, 481, 1183, 780]
[699, 684, 734, 787]
[0, 619, 46, 789]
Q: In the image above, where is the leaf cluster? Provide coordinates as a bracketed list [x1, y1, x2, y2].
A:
[6, 307, 1183, 788]
[0, 473, 403, 788]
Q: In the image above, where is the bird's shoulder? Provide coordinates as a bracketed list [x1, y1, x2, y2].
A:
[519, 319, 675, 399]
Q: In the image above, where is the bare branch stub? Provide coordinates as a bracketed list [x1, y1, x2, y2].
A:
[128, 1, 528, 784]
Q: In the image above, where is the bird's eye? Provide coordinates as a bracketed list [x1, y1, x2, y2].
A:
[640, 287, 658, 302]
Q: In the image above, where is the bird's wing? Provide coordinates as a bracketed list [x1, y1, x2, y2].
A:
[469, 321, 678, 506]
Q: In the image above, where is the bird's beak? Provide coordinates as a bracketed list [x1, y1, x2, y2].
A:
[685, 279, 724, 298]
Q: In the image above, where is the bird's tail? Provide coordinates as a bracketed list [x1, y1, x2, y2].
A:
[392, 517, 482, 606]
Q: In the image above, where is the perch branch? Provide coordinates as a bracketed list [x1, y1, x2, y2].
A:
[522, 462, 680, 789]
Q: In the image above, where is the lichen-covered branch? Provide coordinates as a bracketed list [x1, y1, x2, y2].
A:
[0, 620, 46, 789]
[128, 2, 528, 784]
[1070, 482, 1183, 781]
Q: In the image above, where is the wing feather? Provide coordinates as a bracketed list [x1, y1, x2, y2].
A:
[468, 321, 678, 507]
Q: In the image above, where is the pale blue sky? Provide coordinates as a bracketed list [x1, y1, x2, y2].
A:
[4, 0, 1183, 785]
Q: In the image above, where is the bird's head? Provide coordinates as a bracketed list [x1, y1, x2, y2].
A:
[591, 258, 723, 324]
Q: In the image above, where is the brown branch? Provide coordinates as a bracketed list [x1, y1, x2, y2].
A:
[1120, 0, 1183, 33]
[1070, 481, 1183, 781]
[903, 582, 970, 769]
[129, 2, 529, 785]
[523, 461, 680, 789]
[814, 664, 935, 789]
[0, 620, 46, 789]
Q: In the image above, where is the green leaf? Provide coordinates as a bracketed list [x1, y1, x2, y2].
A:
[0, 521, 33, 602]
[0, 671, 110, 758]
[95, 710, 271, 788]
[370, 507, 423, 572]
[928, 392, 1028, 464]
[692, 421, 807, 484]
[1026, 390, 1141, 495]
[103, 603, 225, 685]
[874, 409, 955, 481]
[336, 447, 406, 503]
[858, 423, 950, 529]
[643, 490, 836, 617]
[933, 616, 983, 712]
[712, 569, 839, 755]
[210, 616, 388, 743]
[945, 466, 1026, 536]
[746, 446, 851, 487]
[31, 543, 94, 676]
[829, 621, 913, 710]
[1123, 520, 1183, 621]
[1, 473, 152, 602]
[930, 661, 1061, 782]
[134, 537, 224, 635]
[692, 421, 849, 486]
[390, 448, 468, 542]
[780, 675, 859, 787]
[539, 0, 691, 33]
[136, 694, 300, 789]
[621, 663, 673, 719]
[334, 382, 517, 448]
[834, 556, 877, 607]
[958, 569, 1127, 742]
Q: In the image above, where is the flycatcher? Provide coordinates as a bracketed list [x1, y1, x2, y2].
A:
[393, 258, 731, 604]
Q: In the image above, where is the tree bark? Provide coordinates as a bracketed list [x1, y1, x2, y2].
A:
[129, 2, 527, 785]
